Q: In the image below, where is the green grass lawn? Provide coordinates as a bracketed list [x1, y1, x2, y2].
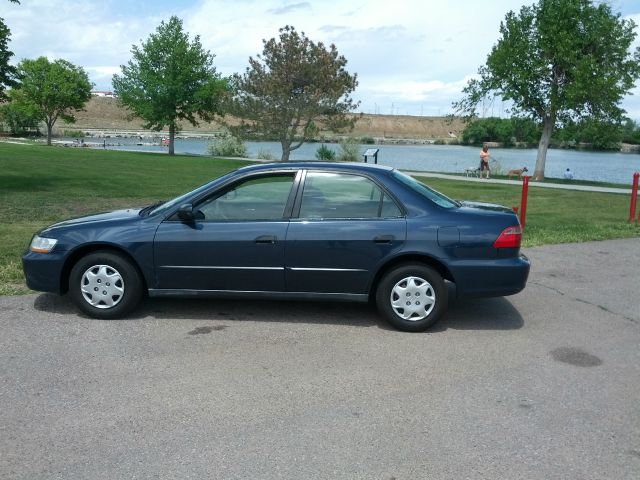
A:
[1, 142, 638, 295]
[1, 143, 251, 295]
[418, 176, 639, 245]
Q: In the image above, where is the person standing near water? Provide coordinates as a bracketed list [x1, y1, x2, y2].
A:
[479, 144, 490, 179]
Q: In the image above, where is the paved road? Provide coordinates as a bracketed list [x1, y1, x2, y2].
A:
[1, 238, 639, 479]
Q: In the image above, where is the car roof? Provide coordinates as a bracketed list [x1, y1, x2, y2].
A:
[235, 161, 396, 175]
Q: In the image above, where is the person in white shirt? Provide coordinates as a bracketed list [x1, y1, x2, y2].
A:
[563, 168, 574, 180]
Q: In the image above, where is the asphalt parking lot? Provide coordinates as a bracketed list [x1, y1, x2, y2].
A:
[1, 238, 639, 479]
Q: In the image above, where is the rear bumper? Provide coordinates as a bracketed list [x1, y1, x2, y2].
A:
[450, 254, 530, 298]
[22, 251, 67, 295]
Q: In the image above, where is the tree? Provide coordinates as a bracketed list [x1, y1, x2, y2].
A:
[454, 0, 640, 180]
[0, 17, 16, 100]
[14, 57, 92, 145]
[555, 117, 623, 150]
[620, 118, 640, 145]
[0, 89, 41, 134]
[461, 117, 541, 145]
[1, 1, 21, 99]
[112, 16, 227, 155]
[230, 25, 359, 162]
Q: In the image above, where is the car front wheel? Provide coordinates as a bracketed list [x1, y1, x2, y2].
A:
[69, 251, 143, 319]
[376, 264, 446, 332]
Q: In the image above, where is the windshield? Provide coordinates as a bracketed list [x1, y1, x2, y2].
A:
[392, 170, 460, 209]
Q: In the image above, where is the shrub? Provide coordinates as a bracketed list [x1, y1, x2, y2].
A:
[207, 133, 247, 157]
[255, 148, 276, 161]
[62, 129, 85, 138]
[360, 136, 375, 144]
[338, 137, 360, 162]
[315, 144, 336, 161]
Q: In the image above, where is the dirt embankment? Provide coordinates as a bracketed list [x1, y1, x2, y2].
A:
[67, 97, 466, 141]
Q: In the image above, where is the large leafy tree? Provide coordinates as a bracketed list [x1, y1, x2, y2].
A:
[14, 57, 92, 145]
[0, 18, 16, 100]
[231, 25, 359, 162]
[1, 1, 21, 99]
[454, 0, 640, 180]
[112, 16, 227, 155]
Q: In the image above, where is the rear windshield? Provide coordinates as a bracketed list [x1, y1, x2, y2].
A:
[391, 171, 460, 209]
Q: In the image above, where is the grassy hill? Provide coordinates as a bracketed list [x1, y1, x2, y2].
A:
[65, 96, 466, 141]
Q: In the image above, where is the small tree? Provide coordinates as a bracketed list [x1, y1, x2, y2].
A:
[454, 0, 640, 180]
[231, 25, 359, 161]
[315, 144, 336, 161]
[14, 57, 92, 145]
[113, 16, 228, 155]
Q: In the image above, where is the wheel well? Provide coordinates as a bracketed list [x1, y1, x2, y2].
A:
[369, 255, 454, 299]
[60, 245, 147, 295]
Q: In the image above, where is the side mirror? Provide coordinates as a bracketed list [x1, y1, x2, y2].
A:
[177, 203, 195, 222]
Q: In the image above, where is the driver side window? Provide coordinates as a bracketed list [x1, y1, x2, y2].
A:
[196, 174, 295, 221]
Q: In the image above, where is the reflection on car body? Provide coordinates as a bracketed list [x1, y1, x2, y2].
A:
[23, 162, 530, 331]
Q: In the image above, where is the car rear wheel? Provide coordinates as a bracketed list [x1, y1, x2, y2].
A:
[69, 251, 143, 319]
[376, 264, 446, 332]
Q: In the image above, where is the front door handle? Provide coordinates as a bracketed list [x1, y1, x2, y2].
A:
[373, 234, 395, 244]
[255, 235, 277, 244]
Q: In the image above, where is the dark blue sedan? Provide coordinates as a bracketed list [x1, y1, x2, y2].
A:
[22, 162, 529, 331]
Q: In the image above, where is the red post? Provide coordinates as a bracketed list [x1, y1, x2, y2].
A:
[630, 172, 639, 223]
[520, 176, 529, 230]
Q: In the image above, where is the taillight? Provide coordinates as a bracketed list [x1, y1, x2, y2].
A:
[493, 225, 522, 249]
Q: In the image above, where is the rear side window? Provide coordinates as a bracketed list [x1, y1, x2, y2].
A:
[299, 172, 402, 219]
[392, 170, 460, 209]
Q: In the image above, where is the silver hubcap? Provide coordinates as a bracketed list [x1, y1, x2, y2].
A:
[80, 264, 124, 309]
[390, 276, 435, 321]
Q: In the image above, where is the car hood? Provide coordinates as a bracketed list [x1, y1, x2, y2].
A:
[459, 201, 515, 214]
[42, 208, 142, 232]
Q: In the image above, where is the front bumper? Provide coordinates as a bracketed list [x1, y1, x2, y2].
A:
[22, 251, 67, 295]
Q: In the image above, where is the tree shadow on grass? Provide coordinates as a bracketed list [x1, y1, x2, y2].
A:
[0, 175, 64, 192]
[33, 288, 524, 332]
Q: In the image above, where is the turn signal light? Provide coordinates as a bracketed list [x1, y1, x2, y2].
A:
[493, 225, 522, 249]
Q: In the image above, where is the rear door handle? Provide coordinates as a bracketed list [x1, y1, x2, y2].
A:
[255, 235, 277, 244]
[373, 234, 395, 244]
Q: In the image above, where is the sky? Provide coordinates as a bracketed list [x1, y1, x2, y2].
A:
[3, 0, 640, 119]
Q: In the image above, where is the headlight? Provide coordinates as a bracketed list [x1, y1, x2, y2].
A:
[30, 235, 58, 253]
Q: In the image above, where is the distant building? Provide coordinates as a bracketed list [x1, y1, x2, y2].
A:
[91, 91, 116, 98]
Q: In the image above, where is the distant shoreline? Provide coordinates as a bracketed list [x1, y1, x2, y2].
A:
[40, 96, 640, 154]
[45, 127, 640, 154]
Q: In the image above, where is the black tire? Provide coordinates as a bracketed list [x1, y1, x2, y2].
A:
[376, 264, 447, 332]
[68, 251, 143, 319]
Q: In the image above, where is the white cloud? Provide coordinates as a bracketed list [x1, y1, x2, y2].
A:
[3, 0, 640, 118]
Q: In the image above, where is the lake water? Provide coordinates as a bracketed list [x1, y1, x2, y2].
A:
[99, 137, 640, 184]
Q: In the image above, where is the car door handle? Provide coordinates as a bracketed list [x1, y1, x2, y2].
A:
[373, 235, 395, 244]
[255, 235, 277, 244]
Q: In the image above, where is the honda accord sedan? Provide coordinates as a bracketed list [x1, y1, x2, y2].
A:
[23, 162, 529, 331]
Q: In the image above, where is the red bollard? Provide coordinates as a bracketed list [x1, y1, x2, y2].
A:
[520, 176, 529, 231]
[631, 172, 640, 223]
